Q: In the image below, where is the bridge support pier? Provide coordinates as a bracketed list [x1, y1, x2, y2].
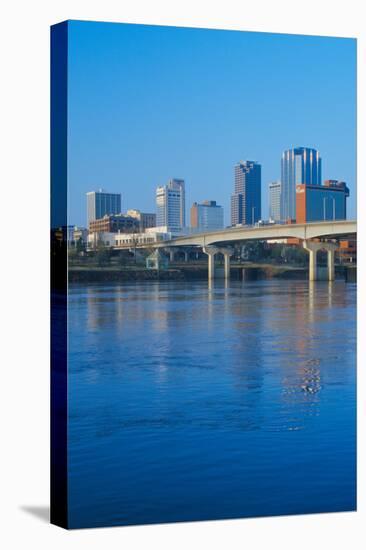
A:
[303, 240, 338, 281]
[167, 248, 176, 262]
[224, 252, 230, 280]
[327, 246, 337, 281]
[218, 247, 233, 280]
[203, 246, 233, 281]
[203, 246, 219, 280]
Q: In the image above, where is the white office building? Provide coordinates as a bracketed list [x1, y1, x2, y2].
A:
[269, 181, 282, 222]
[87, 231, 116, 249]
[115, 229, 172, 247]
[156, 178, 185, 232]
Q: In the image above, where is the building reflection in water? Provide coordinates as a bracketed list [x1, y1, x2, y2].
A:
[68, 278, 354, 433]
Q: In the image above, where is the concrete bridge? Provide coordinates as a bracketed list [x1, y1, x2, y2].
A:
[155, 220, 356, 281]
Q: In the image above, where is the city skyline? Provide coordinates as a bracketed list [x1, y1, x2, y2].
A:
[81, 144, 350, 231]
[67, 21, 356, 227]
[76, 144, 353, 228]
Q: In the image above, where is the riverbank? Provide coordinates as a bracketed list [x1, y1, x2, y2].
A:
[68, 266, 185, 282]
[68, 263, 356, 283]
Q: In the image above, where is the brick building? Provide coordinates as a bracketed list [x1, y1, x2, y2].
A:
[89, 214, 140, 233]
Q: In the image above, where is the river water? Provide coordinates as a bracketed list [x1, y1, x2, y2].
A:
[67, 280, 356, 528]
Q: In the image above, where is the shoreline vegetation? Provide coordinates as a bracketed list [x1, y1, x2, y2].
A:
[66, 242, 356, 283]
[68, 264, 302, 282]
[68, 263, 356, 283]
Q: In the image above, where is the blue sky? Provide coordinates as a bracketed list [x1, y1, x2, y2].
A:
[67, 20, 356, 227]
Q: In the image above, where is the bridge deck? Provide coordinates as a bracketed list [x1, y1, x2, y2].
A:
[151, 220, 357, 249]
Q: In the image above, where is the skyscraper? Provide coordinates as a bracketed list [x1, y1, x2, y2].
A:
[86, 189, 122, 228]
[190, 201, 224, 231]
[281, 147, 321, 221]
[156, 178, 185, 232]
[231, 161, 261, 226]
[269, 181, 282, 222]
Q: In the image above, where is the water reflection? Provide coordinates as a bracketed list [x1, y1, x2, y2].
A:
[70, 280, 354, 427]
[67, 280, 356, 527]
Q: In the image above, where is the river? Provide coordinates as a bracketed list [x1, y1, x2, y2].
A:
[67, 279, 356, 528]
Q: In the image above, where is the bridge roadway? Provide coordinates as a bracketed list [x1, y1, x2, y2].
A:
[156, 220, 357, 282]
[114, 220, 356, 281]
[154, 220, 356, 249]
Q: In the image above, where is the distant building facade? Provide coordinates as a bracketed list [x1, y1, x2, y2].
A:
[72, 227, 88, 246]
[231, 161, 261, 226]
[338, 239, 357, 263]
[126, 209, 156, 230]
[156, 178, 185, 232]
[89, 214, 140, 233]
[87, 231, 116, 249]
[87, 229, 172, 250]
[296, 180, 349, 223]
[86, 190, 122, 227]
[269, 181, 282, 222]
[144, 225, 186, 237]
[281, 147, 321, 221]
[115, 230, 172, 247]
[190, 200, 224, 231]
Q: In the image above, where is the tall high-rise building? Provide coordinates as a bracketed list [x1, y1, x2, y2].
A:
[190, 201, 224, 231]
[281, 147, 321, 221]
[86, 189, 122, 227]
[231, 161, 261, 226]
[156, 178, 185, 232]
[269, 181, 282, 222]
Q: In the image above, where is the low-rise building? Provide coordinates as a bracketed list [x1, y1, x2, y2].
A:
[190, 200, 224, 231]
[145, 225, 187, 237]
[54, 225, 88, 247]
[126, 209, 156, 230]
[72, 227, 88, 246]
[296, 180, 349, 223]
[114, 230, 172, 247]
[89, 214, 140, 233]
[338, 239, 357, 263]
[87, 232, 116, 249]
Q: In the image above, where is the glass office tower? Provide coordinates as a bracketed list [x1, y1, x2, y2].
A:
[231, 161, 261, 226]
[281, 147, 321, 221]
[86, 190, 122, 227]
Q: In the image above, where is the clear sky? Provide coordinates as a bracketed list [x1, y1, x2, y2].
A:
[67, 20, 356, 227]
